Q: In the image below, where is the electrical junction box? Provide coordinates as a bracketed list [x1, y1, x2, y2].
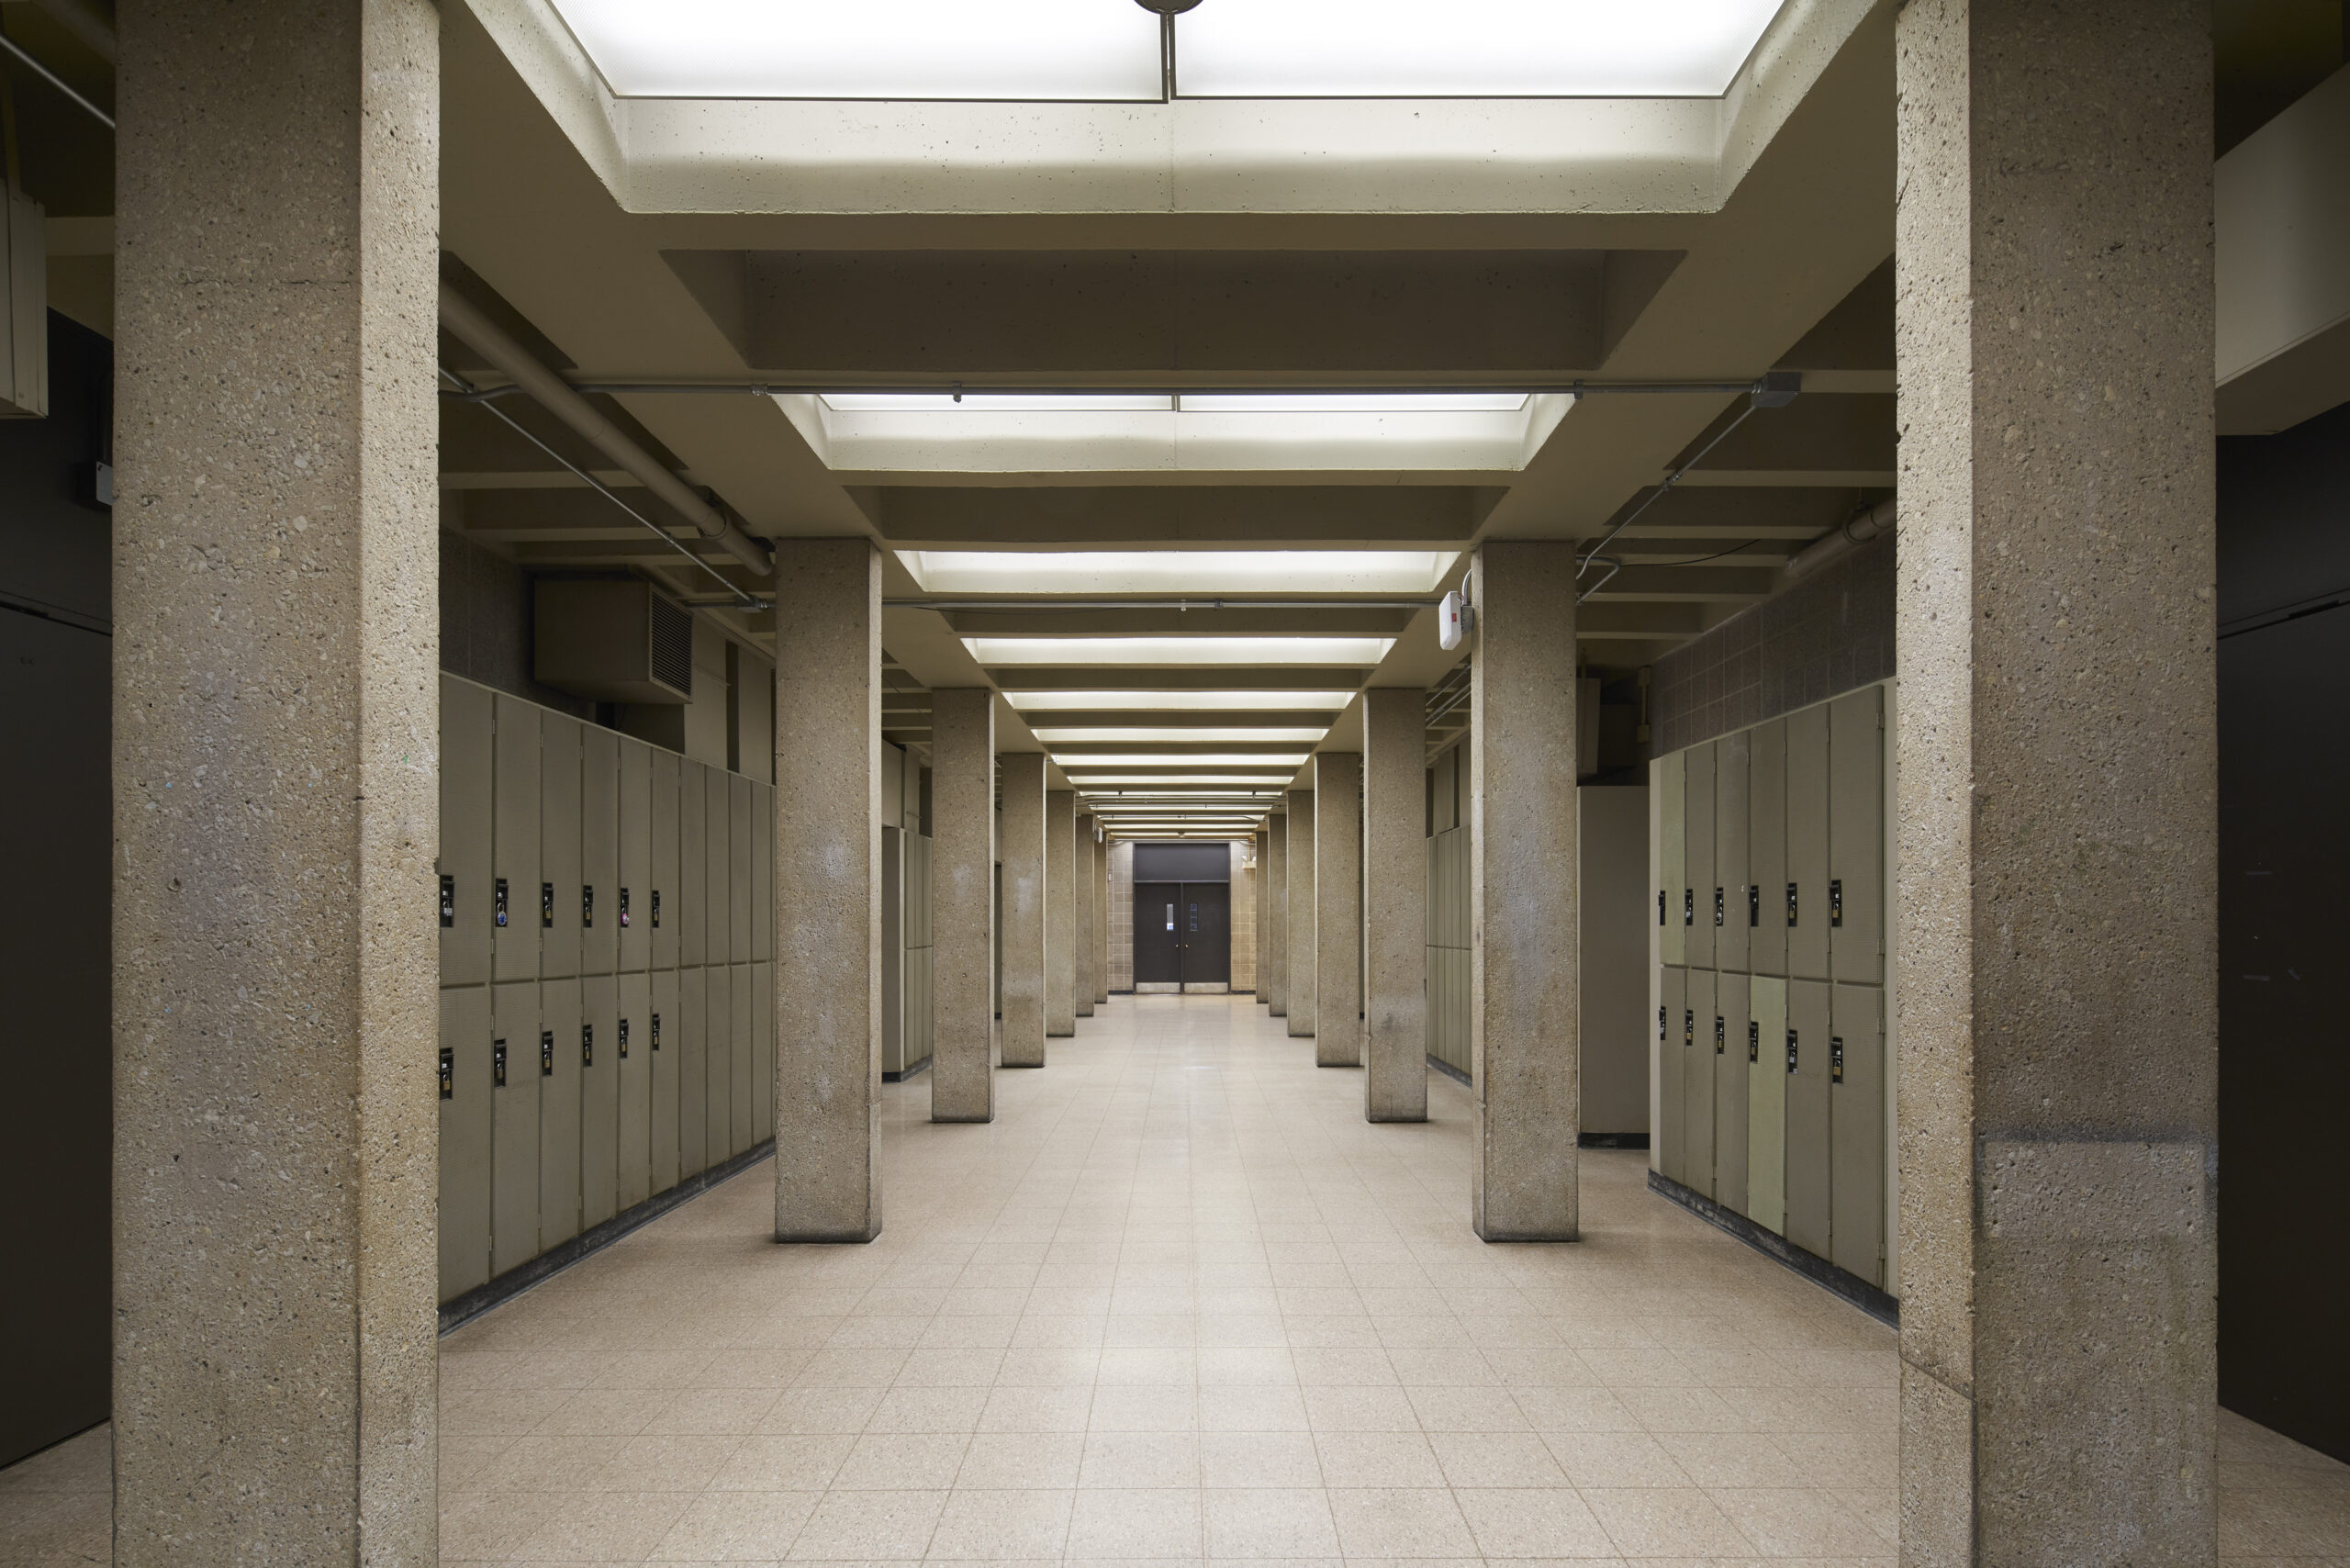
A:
[533, 578, 694, 703]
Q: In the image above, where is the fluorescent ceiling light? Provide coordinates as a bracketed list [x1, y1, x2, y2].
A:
[1033, 727, 1327, 745]
[904, 552, 1456, 596]
[1176, 393, 1528, 413]
[1073, 778, 1292, 787]
[830, 393, 1171, 413]
[968, 636, 1393, 666]
[1005, 689, 1359, 712]
[1050, 754, 1310, 767]
[1174, 0, 1786, 97]
[546, 0, 1162, 100]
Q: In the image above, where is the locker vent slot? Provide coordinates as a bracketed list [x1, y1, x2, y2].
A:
[650, 591, 694, 697]
[438, 1047, 453, 1099]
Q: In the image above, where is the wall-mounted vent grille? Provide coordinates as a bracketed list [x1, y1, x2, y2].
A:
[649, 591, 693, 699]
[534, 578, 694, 704]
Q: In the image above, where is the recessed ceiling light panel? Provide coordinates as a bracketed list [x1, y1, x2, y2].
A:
[1032, 727, 1327, 745]
[1005, 689, 1359, 711]
[968, 636, 1393, 666]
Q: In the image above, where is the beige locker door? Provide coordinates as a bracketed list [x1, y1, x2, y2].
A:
[705, 964, 734, 1160]
[1749, 719, 1787, 977]
[579, 975, 619, 1229]
[651, 750, 680, 971]
[1714, 971, 1751, 1218]
[1829, 686, 1886, 985]
[730, 962, 755, 1154]
[617, 970, 651, 1211]
[618, 737, 652, 975]
[706, 766, 732, 971]
[753, 783, 774, 963]
[1785, 978, 1832, 1258]
[881, 826, 905, 1077]
[581, 726, 620, 979]
[440, 677, 494, 989]
[730, 774, 754, 966]
[678, 759, 707, 969]
[677, 961, 708, 1177]
[491, 696, 542, 984]
[540, 713, 584, 980]
[1785, 704, 1830, 980]
[437, 985, 494, 1300]
[1717, 730, 1751, 974]
[1684, 744, 1716, 970]
[1746, 976, 1787, 1235]
[1656, 966, 1685, 1183]
[649, 969, 680, 1194]
[1684, 966, 1716, 1198]
[1830, 982, 1886, 1287]
[537, 976, 583, 1249]
[1659, 755, 1686, 966]
[751, 961, 775, 1144]
[489, 980, 541, 1275]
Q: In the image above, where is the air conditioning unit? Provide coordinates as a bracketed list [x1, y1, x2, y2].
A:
[533, 579, 693, 703]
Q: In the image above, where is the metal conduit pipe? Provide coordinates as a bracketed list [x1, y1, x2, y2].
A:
[1779, 497, 1897, 586]
[437, 283, 774, 577]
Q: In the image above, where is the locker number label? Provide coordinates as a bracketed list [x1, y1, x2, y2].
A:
[494, 878, 509, 928]
[440, 875, 455, 929]
[438, 1047, 453, 1099]
[539, 1030, 554, 1077]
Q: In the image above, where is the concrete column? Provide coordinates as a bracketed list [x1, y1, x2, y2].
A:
[1046, 790, 1076, 1036]
[1314, 755, 1363, 1067]
[929, 690, 995, 1123]
[1364, 690, 1428, 1122]
[1094, 833, 1110, 1004]
[1895, 4, 2216, 1561]
[1252, 830, 1270, 1001]
[1074, 813, 1097, 1018]
[772, 540, 884, 1241]
[1468, 543, 1579, 1242]
[1286, 789, 1317, 1037]
[1000, 754, 1047, 1066]
[111, 5, 440, 1561]
[1265, 814, 1289, 1014]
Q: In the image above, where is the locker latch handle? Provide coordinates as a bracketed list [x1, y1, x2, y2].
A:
[541, 882, 554, 929]
[1831, 1036, 1844, 1083]
[1713, 888, 1724, 927]
[1785, 1028, 1798, 1073]
[620, 888, 632, 928]
[651, 890, 662, 928]
[583, 884, 594, 929]
[651, 1013, 662, 1051]
[1683, 889, 1694, 927]
[1830, 878, 1843, 927]
[1658, 890, 1666, 927]
[440, 875, 455, 929]
[492, 1038, 508, 1087]
[539, 1030, 554, 1077]
[1714, 1015, 1725, 1055]
[582, 1023, 594, 1069]
[1748, 885, 1760, 928]
[1684, 1009, 1694, 1049]
[494, 879, 509, 929]
[1786, 881, 1798, 928]
[618, 1018, 630, 1059]
[1657, 1004, 1667, 1042]
[1748, 1021, 1759, 1063]
[438, 1047, 453, 1099]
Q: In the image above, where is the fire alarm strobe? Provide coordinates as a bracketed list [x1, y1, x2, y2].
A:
[1438, 588, 1473, 652]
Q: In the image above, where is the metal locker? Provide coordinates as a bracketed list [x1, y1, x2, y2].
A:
[618, 736, 652, 975]
[677, 959, 708, 1177]
[1785, 977, 1832, 1259]
[1746, 975, 1787, 1235]
[1684, 966, 1717, 1198]
[581, 725, 620, 979]
[540, 713, 584, 981]
[1656, 966, 1685, 1183]
[437, 984, 494, 1300]
[649, 968, 680, 1193]
[1829, 686, 1886, 985]
[1749, 719, 1787, 977]
[1658, 754, 1686, 966]
[440, 676, 494, 989]
[617, 970, 651, 1211]
[1713, 970, 1751, 1218]
[1830, 981, 1886, 1287]
[579, 973, 619, 1230]
[1785, 703, 1830, 980]
[750, 960, 775, 1144]
[706, 766, 733, 970]
[489, 980, 542, 1275]
[678, 759, 707, 969]
[538, 976, 584, 1249]
[491, 697, 542, 984]
[753, 784, 774, 962]
[729, 962, 754, 1154]
[729, 774, 754, 966]
[650, 750, 680, 972]
[1685, 743, 1717, 970]
[1717, 729, 1751, 974]
[706, 963, 734, 1159]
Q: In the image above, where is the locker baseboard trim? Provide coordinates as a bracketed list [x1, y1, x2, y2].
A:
[1579, 1132, 1651, 1149]
[1646, 1169, 1897, 1327]
[884, 1056, 933, 1083]
[1426, 1054, 1471, 1087]
[438, 1137, 777, 1336]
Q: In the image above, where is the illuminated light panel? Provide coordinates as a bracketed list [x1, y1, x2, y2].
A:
[903, 551, 1457, 596]
[1176, 394, 1527, 413]
[1064, 775, 1299, 786]
[968, 637, 1393, 666]
[1005, 690, 1359, 712]
[1032, 727, 1326, 745]
[834, 393, 1169, 413]
[546, 0, 1162, 100]
[1047, 754, 1310, 768]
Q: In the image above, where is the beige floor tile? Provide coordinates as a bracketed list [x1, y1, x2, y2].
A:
[1313, 1431, 1447, 1488]
[1452, 1485, 1618, 1558]
[598, 1434, 748, 1493]
[957, 1432, 1087, 1490]
[1428, 1430, 1570, 1488]
[1081, 1430, 1202, 1489]
[652, 1488, 821, 1560]
[1326, 1487, 1480, 1556]
[1202, 1486, 1343, 1557]
[1579, 1486, 1751, 1558]
[978, 1385, 1095, 1434]
[1707, 1486, 1890, 1557]
[757, 1386, 886, 1436]
[787, 1488, 948, 1560]
[836, 1434, 971, 1491]
[1302, 1386, 1421, 1434]
[1199, 1384, 1314, 1433]
[1201, 1430, 1324, 1489]
[709, 1435, 855, 1492]
[1066, 1486, 1207, 1557]
[1091, 1384, 1201, 1432]
[924, 1486, 1075, 1559]
[507, 1489, 699, 1560]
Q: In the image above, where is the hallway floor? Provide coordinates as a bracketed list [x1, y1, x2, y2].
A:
[6, 994, 2346, 1564]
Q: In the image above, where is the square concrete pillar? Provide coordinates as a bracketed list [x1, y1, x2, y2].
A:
[1286, 789, 1317, 1037]
[1000, 754, 1047, 1066]
[1468, 543, 1580, 1242]
[1075, 812, 1097, 1018]
[1094, 831, 1111, 1005]
[111, 4, 441, 1561]
[772, 539, 884, 1241]
[1265, 813, 1289, 1015]
[930, 689, 995, 1123]
[1895, 4, 2217, 1560]
[1315, 754, 1363, 1067]
[1364, 690, 1428, 1122]
[1046, 789, 1076, 1036]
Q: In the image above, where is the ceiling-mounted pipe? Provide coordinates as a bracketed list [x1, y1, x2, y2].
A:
[437, 283, 773, 577]
[1780, 497, 1896, 586]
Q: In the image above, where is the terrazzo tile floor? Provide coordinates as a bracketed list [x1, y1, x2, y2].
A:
[5, 994, 2344, 1564]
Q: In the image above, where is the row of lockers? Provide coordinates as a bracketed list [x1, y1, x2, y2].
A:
[1658, 966, 1885, 1289]
[439, 674, 775, 987]
[1657, 684, 1884, 984]
[437, 964, 775, 1301]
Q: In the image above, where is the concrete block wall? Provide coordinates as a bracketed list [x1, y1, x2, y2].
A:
[1229, 841, 1258, 992]
[1107, 841, 1135, 991]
